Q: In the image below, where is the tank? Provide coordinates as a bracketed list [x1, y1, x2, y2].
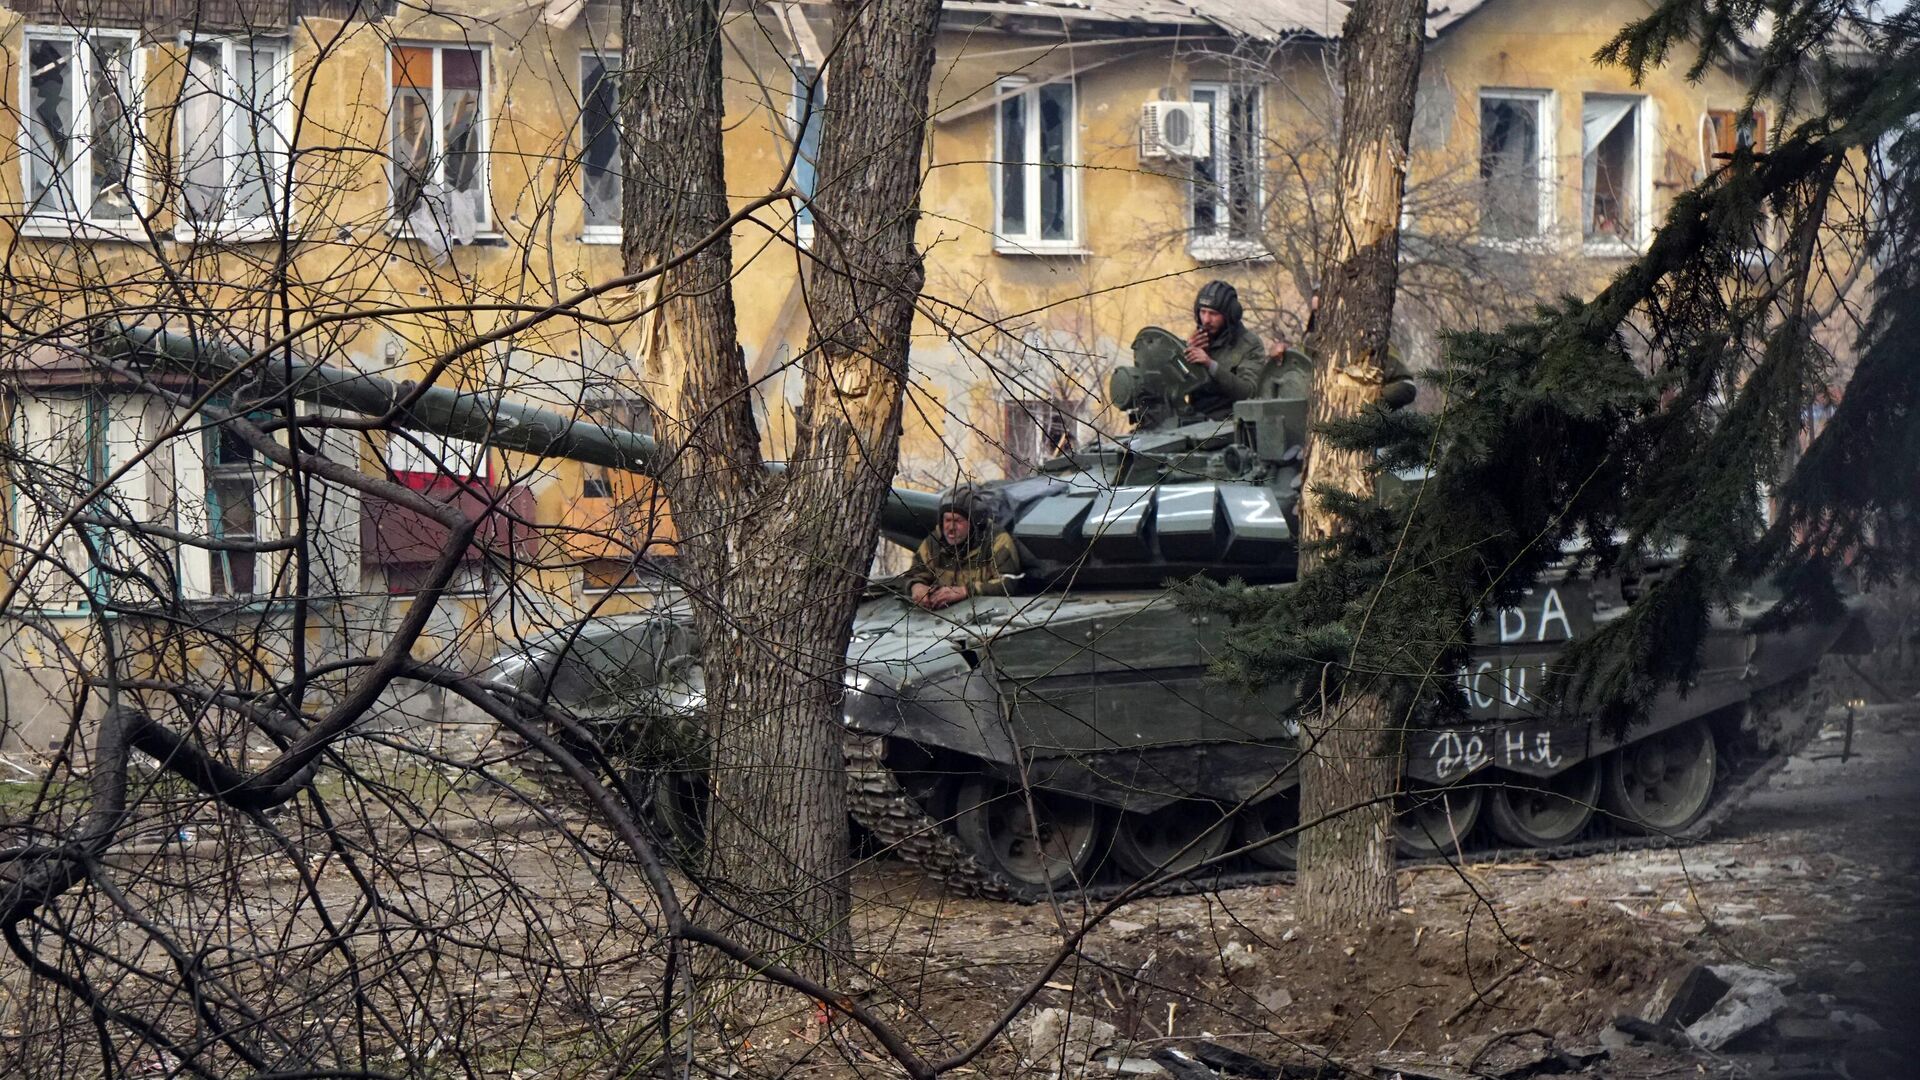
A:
[482, 327, 1869, 900]
[106, 324, 1867, 899]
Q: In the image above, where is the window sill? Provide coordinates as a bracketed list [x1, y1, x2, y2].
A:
[175, 224, 295, 245]
[384, 221, 505, 245]
[1189, 240, 1270, 263]
[1473, 235, 1557, 254]
[1581, 238, 1645, 258]
[580, 226, 622, 246]
[992, 241, 1089, 257]
[16, 217, 153, 242]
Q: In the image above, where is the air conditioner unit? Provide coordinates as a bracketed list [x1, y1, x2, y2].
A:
[1140, 101, 1212, 161]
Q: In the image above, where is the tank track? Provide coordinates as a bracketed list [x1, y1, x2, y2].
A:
[843, 671, 1835, 904]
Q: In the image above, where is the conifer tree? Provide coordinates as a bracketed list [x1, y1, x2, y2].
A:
[1194, 0, 1918, 926]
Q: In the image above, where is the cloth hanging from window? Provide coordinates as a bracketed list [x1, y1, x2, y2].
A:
[1582, 98, 1638, 238]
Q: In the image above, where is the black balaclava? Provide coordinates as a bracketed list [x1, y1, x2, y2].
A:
[1194, 280, 1245, 349]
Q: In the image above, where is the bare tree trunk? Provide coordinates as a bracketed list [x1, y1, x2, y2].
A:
[622, 0, 941, 1016]
[1297, 0, 1428, 933]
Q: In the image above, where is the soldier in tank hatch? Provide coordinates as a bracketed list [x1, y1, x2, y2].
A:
[1183, 279, 1269, 418]
[905, 485, 1022, 611]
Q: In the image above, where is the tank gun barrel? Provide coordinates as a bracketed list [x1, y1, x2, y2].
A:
[98, 324, 660, 473]
[97, 325, 937, 549]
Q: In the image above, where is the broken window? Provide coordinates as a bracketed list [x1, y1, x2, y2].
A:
[205, 415, 275, 597]
[579, 52, 621, 234]
[574, 395, 672, 587]
[1191, 82, 1264, 248]
[390, 44, 489, 238]
[1582, 95, 1645, 246]
[1002, 398, 1075, 476]
[789, 62, 825, 239]
[578, 396, 654, 499]
[24, 29, 141, 224]
[996, 77, 1077, 248]
[180, 37, 289, 231]
[387, 431, 489, 489]
[1479, 90, 1550, 240]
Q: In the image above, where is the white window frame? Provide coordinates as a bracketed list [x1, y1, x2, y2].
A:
[1002, 396, 1076, 476]
[192, 406, 286, 600]
[18, 26, 149, 238]
[1475, 88, 1556, 249]
[993, 75, 1081, 253]
[786, 59, 825, 248]
[387, 431, 489, 485]
[1189, 81, 1267, 260]
[578, 49, 622, 245]
[386, 42, 492, 233]
[174, 34, 293, 241]
[1581, 93, 1654, 255]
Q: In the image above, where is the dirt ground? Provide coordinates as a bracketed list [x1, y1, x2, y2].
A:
[6, 703, 1915, 1079]
[789, 704, 1920, 1080]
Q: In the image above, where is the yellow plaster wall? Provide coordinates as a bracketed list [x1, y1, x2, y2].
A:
[0, 0, 1796, 686]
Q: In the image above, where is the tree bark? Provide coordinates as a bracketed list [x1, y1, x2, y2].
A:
[622, 0, 941, 1019]
[1297, 0, 1428, 933]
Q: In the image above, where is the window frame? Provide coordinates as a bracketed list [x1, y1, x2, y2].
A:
[174, 34, 293, 241]
[200, 407, 284, 600]
[1580, 92, 1653, 254]
[386, 41, 492, 233]
[1475, 87, 1556, 248]
[18, 25, 149, 238]
[1001, 397, 1076, 477]
[578, 49, 622, 245]
[1188, 81, 1267, 259]
[993, 75, 1081, 253]
[786, 58, 825, 248]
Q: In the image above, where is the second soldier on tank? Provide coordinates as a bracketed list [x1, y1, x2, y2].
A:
[905, 486, 1022, 610]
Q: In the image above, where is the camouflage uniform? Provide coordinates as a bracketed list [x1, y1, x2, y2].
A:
[1186, 280, 1270, 419]
[905, 529, 1022, 597]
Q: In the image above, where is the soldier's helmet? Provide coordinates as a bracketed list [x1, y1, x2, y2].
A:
[1194, 279, 1244, 325]
[938, 484, 999, 535]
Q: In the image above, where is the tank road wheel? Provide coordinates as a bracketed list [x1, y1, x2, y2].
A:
[1603, 720, 1718, 836]
[647, 769, 709, 865]
[1112, 803, 1234, 880]
[1395, 783, 1484, 859]
[1233, 789, 1300, 870]
[1487, 760, 1602, 848]
[953, 777, 1108, 892]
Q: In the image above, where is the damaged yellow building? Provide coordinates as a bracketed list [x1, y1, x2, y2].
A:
[0, 0, 1786, 745]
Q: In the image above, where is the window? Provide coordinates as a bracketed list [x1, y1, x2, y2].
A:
[1703, 108, 1774, 263]
[579, 52, 621, 239]
[787, 62, 825, 242]
[995, 77, 1077, 250]
[21, 28, 143, 228]
[205, 415, 275, 597]
[578, 396, 653, 498]
[1701, 107, 1767, 171]
[390, 44, 488, 235]
[387, 431, 488, 489]
[1191, 83, 1263, 250]
[1582, 95, 1648, 248]
[1002, 398, 1075, 476]
[570, 395, 672, 588]
[1479, 90, 1552, 241]
[179, 37, 290, 235]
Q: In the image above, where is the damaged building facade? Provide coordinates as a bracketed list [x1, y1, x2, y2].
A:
[0, 0, 1786, 746]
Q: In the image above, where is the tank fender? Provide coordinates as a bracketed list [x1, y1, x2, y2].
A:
[844, 664, 1020, 766]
